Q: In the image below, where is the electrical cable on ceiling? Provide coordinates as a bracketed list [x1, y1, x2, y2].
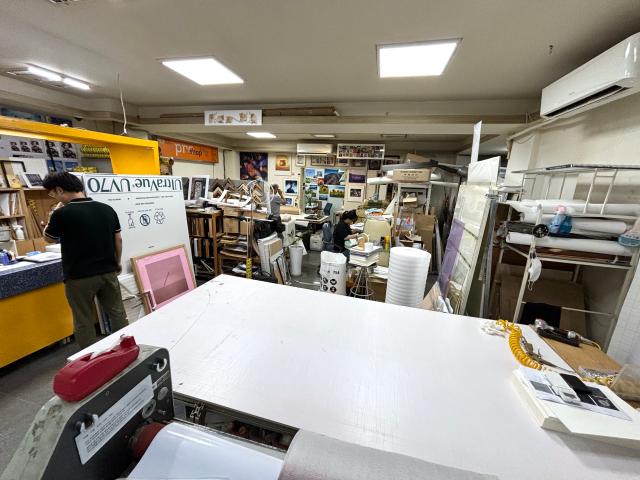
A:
[117, 72, 128, 135]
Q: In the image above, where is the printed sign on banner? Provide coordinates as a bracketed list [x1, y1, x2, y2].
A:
[81, 174, 192, 275]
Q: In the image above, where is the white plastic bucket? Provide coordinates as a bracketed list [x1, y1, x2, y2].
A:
[289, 245, 304, 276]
[319, 251, 347, 295]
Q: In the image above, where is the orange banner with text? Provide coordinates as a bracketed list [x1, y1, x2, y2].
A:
[158, 138, 218, 163]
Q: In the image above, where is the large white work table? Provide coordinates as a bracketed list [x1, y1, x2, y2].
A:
[73, 275, 640, 480]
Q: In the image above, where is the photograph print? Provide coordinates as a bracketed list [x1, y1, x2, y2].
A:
[240, 151, 269, 181]
[189, 176, 209, 200]
[347, 185, 364, 201]
[284, 178, 299, 195]
[348, 169, 367, 184]
[275, 153, 291, 174]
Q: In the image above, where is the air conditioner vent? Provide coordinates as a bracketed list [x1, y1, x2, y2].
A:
[544, 85, 628, 118]
[48, 0, 85, 5]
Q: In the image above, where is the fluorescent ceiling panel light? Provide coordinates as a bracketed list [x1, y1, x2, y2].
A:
[313, 134, 336, 138]
[247, 132, 276, 139]
[27, 65, 62, 82]
[378, 40, 459, 77]
[63, 77, 91, 90]
[162, 57, 244, 85]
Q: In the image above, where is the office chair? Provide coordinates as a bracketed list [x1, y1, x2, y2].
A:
[323, 202, 333, 224]
[321, 222, 335, 252]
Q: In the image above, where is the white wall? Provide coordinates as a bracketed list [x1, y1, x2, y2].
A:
[507, 93, 640, 358]
[172, 159, 223, 179]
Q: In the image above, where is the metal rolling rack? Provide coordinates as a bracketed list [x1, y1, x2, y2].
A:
[496, 164, 640, 349]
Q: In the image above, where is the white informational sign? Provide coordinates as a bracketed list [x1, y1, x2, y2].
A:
[470, 120, 482, 164]
[204, 109, 262, 126]
[75, 375, 153, 465]
[82, 174, 192, 274]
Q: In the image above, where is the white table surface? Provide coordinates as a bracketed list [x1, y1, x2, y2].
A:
[72, 275, 640, 480]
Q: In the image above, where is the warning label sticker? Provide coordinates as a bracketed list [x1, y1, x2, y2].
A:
[75, 375, 153, 465]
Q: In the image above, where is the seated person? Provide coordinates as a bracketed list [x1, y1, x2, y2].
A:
[333, 210, 359, 255]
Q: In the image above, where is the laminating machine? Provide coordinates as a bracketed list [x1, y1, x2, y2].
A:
[1, 336, 497, 480]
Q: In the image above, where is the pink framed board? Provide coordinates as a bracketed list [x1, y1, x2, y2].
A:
[131, 245, 195, 313]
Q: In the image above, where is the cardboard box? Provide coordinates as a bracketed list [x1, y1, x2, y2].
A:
[414, 214, 435, 253]
[493, 264, 587, 335]
[33, 237, 47, 252]
[15, 239, 35, 256]
[223, 217, 239, 234]
[267, 238, 283, 257]
[392, 168, 432, 183]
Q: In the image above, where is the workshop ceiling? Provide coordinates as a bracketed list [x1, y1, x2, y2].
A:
[1, 0, 639, 106]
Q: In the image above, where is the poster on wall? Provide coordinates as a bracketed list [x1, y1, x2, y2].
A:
[323, 168, 344, 185]
[329, 186, 345, 198]
[348, 169, 367, 184]
[275, 153, 291, 174]
[240, 152, 268, 181]
[284, 178, 299, 195]
[346, 185, 365, 202]
[81, 174, 192, 276]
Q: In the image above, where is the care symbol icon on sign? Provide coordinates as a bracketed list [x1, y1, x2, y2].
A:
[139, 214, 151, 227]
[154, 211, 166, 224]
[127, 212, 135, 229]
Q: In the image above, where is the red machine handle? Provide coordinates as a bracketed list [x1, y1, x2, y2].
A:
[53, 336, 140, 402]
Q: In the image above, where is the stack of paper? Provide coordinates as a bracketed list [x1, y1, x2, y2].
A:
[512, 367, 640, 449]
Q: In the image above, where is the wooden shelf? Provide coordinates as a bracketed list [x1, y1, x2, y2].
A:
[0, 215, 25, 220]
[336, 156, 384, 160]
[0, 188, 21, 192]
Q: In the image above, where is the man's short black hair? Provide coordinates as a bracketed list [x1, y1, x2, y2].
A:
[42, 172, 84, 193]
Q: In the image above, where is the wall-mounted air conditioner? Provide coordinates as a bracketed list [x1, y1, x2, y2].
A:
[540, 32, 639, 119]
[296, 143, 333, 155]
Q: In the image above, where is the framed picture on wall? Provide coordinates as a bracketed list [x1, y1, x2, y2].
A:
[346, 185, 365, 202]
[240, 151, 269, 181]
[284, 195, 297, 206]
[369, 159, 382, 170]
[295, 156, 306, 167]
[347, 168, 367, 184]
[329, 186, 345, 198]
[309, 155, 335, 167]
[335, 158, 349, 167]
[275, 153, 291, 175]
[284, 178, 299, 195]
[350, 159, 367, 168]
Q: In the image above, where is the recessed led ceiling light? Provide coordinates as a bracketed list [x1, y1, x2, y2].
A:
[377, 39, 460, 78]
[247, 132, 276, 139]
[63, 77, 91, 90]
[27, 65, 62, 82]
[312, 134, 336, 138]
[162, 57, 244, 85]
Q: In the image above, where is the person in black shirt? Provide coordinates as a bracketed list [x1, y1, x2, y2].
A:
[43, 172, 128, 348]
[333, 210, 359, 256]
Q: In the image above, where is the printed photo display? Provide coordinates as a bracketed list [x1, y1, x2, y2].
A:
[284, 178, 299, 194]
[348, 169, 367, 184]
[240, 152, 268, 181]
[189, 176, 209, 200]
[275, 153, 291, 174]
[347, 185, 364, 201]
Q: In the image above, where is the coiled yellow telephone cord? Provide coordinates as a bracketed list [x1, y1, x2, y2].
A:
[496, 320, 544, 371]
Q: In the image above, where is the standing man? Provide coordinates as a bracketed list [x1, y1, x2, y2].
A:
[43, 172, 128, 348]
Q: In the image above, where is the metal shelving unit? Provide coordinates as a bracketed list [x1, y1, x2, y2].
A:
[497, 164, 640, 348]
